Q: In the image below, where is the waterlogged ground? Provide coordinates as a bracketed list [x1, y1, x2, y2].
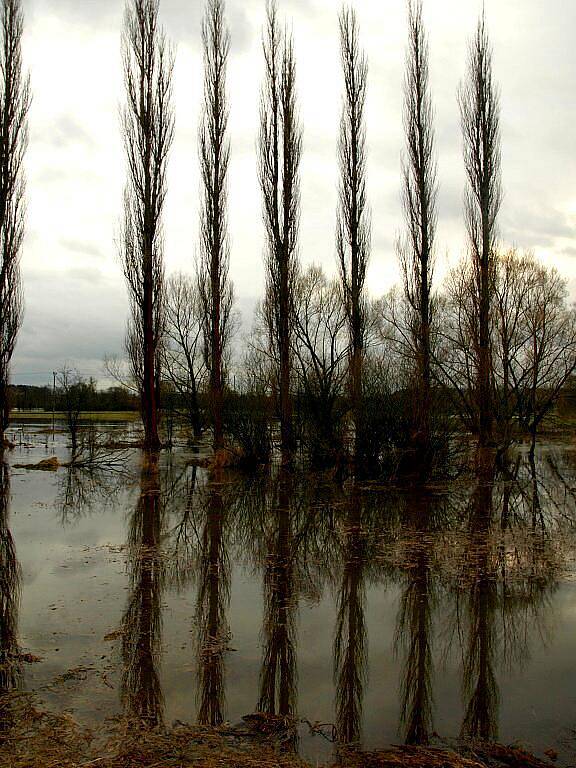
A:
[2, 422, 576, 764]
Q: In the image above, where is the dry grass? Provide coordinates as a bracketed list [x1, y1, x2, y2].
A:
[0, 694, 557, 768]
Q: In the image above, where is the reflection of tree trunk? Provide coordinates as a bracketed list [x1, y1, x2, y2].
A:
[461, 475, 498, 741]
[0, 461, 21, 698]
[121, 451, 164, 726]
[397, 495, 435, 746]
[258, 468, 296, 719]
[528, 452, 544, 536]
[197, 467, 229, 726]
[334, 484, 366, 748]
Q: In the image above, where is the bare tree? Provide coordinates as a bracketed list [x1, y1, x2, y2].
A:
[259, 0, 302, 457]
[458, 12, 502, 450]
[0, 0, 29, 444]
[56, 366, 94, 460]
[198, 0, 234, 452]
[121, 0, 174, 450]
[435, 261, 483, 433]
[163, 272, 206, 438]
[337, 6, 370, 464]
[440, 251, 576, 456]
[496, 254, 576, 455]
[293, 265, 349, 464]
[492, 250, 536, 447]
[398, 0, 437, 467]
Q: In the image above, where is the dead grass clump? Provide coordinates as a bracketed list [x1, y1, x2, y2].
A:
[333, 744, 556, 768]
[0, 693, 91, 768]
[0, 694, 558, 768]
[336, 745, 485, 768]
[97, 718, 308, 768]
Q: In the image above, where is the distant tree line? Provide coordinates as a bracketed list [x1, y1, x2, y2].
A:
[9, 382, 139, 413]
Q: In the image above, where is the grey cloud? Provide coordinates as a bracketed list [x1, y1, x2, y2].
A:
[13, 269, 126, 384]
[60, 239, 103, 259]
[503, 206, 576, 250]
[33, 167, 71, 185]
[41, 114, 95, 150]
[68, 266, 106, 284]
[24, 0, 119, 25]
[25, 0, 253, 52]
[372, 231, 396, 260]
[163, 0, 253, 53]
[438, 182, 464, 224]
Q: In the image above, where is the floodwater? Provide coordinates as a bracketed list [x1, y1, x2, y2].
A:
[2, 422, 576, 763]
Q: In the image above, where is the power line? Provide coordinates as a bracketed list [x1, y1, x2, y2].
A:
[11, 371, 117, 379]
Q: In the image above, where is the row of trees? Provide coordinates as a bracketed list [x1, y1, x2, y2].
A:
[0, 0, 573, 474]
[119, 0, 575, 473]
[121, 0, 233, 452]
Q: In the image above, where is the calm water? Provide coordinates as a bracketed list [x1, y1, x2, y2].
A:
[2, 423, 576, 763]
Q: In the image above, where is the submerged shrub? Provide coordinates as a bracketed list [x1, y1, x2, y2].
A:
[224, 392, 272, 468]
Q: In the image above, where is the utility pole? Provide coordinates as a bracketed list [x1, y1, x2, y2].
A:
[52, 370, 56, 441]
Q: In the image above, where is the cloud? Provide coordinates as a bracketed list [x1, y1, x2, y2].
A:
[14, 269, 126, 385]
[48, 115, 96, 149]
[503, 206, 576, 250]
[60, 240, 103, 260]
[24, 0, 118, 25]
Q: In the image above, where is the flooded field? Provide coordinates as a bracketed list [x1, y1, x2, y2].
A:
[2, 423, 576, 764]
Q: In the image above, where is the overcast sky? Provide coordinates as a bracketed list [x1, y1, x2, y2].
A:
[13, 0, 576, 386]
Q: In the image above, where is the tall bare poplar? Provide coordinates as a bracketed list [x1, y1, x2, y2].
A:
[337, 6, 370, 463]
[399, 0, 437, 467]
[458, 13, 501, 450]
[199, 0, 233, 452]
[121, 0, 174, 450]
[0, 0, 29, 444]
[259, 0, 301, 457]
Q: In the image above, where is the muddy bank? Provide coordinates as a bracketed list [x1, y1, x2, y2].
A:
[0, 694, 559, 768]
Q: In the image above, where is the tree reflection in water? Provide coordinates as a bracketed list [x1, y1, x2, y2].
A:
[333, 482, 368, 748]
[120, 451, 165, 726]
[453, 459, 561, 741]
[196, 467, 232, 726]
[394, 492, 442, 746]
[257, 467, 298, 719]
[459, 472, 500, 741]
[0, 459, 21, 697]
[41, 442, 574, 751]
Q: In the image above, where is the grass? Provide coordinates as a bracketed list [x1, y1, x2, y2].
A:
[0, 693, 557, 768]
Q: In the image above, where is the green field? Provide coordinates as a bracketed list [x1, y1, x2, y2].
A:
[10, 410, 140, 423]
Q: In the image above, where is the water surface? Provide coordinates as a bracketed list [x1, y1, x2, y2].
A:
[2, 423, 576, 762]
